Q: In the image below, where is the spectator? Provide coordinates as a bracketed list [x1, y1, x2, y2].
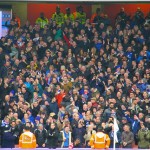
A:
[48, 97, 59, 115]
[1, 126, 16, 148]
[10, 120, 20, 145]
[103, 102, 115, 121]
[71, 112, 80, 129]
[34, 124, 47, 148]
[138, 121, 150, 149]
[46, 123, 59, 149]
[73, 120, 86, 148]
[121, 124, 134, 148]
[60, 125, 72, 148]
[124, 113, 140, 144]
[84, 124, 96, 148]
[22, 113, 34, 124]
[109, 124, 122, 148]
[0, 47, 5, 67]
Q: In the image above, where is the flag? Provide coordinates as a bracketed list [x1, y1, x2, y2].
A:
[63, 32, 71, 48]
[113, 117, 119, 150]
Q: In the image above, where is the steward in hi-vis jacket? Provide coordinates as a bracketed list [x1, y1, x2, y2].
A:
[89, 127, 110, 149]
[19, 126, 36, 149]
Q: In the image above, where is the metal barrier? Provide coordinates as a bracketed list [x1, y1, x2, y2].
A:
[0, 148, 149, 150]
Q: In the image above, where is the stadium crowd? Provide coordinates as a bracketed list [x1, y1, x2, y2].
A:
[0, 5, 150, 149]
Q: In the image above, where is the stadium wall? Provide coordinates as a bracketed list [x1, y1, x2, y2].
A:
[103, 3, 150, 25]
[0, 2, 150, 26]
[27, 3, 92, 25]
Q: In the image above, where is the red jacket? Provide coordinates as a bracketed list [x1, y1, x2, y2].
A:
[55, 92, 66, 108]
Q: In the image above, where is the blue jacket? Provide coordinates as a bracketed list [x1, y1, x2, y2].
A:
[125, 115, 140, 134]
[95, 42, 103, 51]
[146, 51, 150, 61]
[21, 115, 35, 124]
[137, 55, 143, 63]
[125, 52, 135, 62]
[63, 131, 70, 147]
[137, 51, 150, 63]
[136, 83, 148, 92]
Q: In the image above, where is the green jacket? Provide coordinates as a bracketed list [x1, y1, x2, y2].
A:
[138, 128, 150, 149]
[54, 29, 63, 41]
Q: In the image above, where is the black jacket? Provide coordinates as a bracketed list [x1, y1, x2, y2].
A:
[34, 128, 47, 147]
[10, 126, 20, 144]
[2, 130, 16, 148]
[46, 128, 59, 148]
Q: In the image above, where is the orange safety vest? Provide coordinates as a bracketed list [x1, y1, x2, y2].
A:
[91, 13, 97, 23]
[89, 132, 110, 149]
[73, 11, 78, 20]
[15, 17, 21, 28]
[19, 131, 36, 149]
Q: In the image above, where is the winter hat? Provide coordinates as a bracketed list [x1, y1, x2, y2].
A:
[10, 90, 15, 96]
[35, 116, 40, 121]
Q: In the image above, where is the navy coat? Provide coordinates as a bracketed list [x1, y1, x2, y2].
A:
[2, 131, 16, 148]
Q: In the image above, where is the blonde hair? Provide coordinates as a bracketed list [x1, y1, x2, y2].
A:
[60, 65, 66, 71]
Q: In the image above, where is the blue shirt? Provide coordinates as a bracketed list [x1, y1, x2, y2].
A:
[63, 131, 69, 147]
